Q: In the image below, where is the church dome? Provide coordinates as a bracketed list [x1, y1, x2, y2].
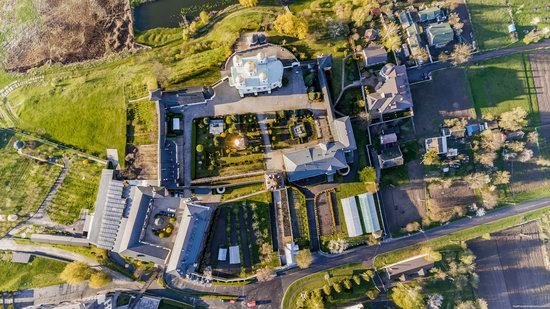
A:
[233, 55, 243, 67]
[256, 52, 266, 63]
[244, 61, 257, 74]
[258, 71, 268, 83]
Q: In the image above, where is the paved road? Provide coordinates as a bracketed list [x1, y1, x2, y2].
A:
[407, 39, 550, 83]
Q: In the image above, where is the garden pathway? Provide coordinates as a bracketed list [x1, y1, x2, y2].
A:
[257, 113, 284, 172]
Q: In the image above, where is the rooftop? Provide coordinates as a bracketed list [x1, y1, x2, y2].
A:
[367, 64, 413, 117]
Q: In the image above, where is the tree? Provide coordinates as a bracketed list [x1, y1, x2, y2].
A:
[359, 167, 376, 183]
[427, 294, 444, 309]
[499, 107, 527, 131]
[422, 149, 440, 165]
[412, 47, 429, 64]
[361, 270, 374, 282]
[273, 13, 308, 40]
[422, 247, 442, 262]
[476, 151, 496, 167]
[517, 149, 534, 162]
[196, 144, 204, 153]
[296, 250, 313, 269]
[332, 281, 343, 293]
[390, 282, 425, 309]
[527, 131, 539, 144]
[239, 0, 258, 7]
[450, 44, 472, 66]
[492, 170, 510, 185]
[464, 172, 490, 190]
[444, 118, 467, 131]
[352, 7, 371, 26]
[342, 278, 352, 290]
[480, 130, 504, 151]
[88, 271, 112, 289]
[357, 111, 372, 130]
[256, 267, 273, 282]
[383, 33, 401, 52]
[404, 221, 421, 232]
[333, 0, 353, 21]
[456, 299, 488, 309]
[352, 274, 361, 285]
[60, 262, 93, 284]
[322, 284, 332, 296]
[438, 53, 449, 63]
[448, 12, 463, 30]
[199, 11, 210, 24]
[327, 238, 348, 254]
[306, 290, 325, 309]
[366, 289, 380, 300]
[506, 141, 525, 152]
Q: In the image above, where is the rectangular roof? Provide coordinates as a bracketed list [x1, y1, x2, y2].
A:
[358, 193, 381, 233]
[333, 116, 357, 151]
[283, 142, 348, 182]
[229, 246, 240, 264]
[166, 203, 211, 276]
[341, 197, 363, 237]
[385, 254, 434, 278]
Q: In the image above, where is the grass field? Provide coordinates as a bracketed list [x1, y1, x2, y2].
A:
[468, 0, 550, 50]
[0, 254, 65, 292]
[127, 100, 158, 145]
[0, 145, 60, 236]
[48, 159, 103, 224]
[467, 54, 539, 125]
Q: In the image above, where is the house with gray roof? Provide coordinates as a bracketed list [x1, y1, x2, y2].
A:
[385, 254, 434, 281]
[362, 44, 388, 67]
[367, 64, 413, 122]
[378, 146, 404, 169]
[283, 116, 356, 182]
[427, 23, 454, 48]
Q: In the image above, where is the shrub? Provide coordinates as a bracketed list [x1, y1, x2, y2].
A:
[196, 144, 204, 153]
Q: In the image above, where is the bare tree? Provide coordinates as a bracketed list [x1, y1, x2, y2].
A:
[412, 47, 430, 64]
[492, 170, 510, 185]
[450, 44, 472, 66]
[517, 149, 534, 162]
[256, 267, 273, 282]
[499, 107, 527, 131]
[464, 172, 490, 190]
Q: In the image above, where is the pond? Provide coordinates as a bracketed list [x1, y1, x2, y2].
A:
[133, 0, 236, 31]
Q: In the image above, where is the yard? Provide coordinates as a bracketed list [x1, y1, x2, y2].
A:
[0, 139, 60, 236]
[0, 253, 65, 292]
[204, 192, 278, 278]
[193, 114, 265, 179]
[288, 187, 310, 248]
[48, 159, 103, 225]
[467, 53, 539, 126]
[467, 0, 550, 50]
[269, 110, 319, 150]
[126, 100, 158, 146]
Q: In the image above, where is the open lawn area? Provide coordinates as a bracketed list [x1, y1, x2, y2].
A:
[467, 54, 539, 125]
[0, 254, 65, 292]
[48, 159, 103, 225]
[0, 146, 60, 236]
[468, 0, 550, 50]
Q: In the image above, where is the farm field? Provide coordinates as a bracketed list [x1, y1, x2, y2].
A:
[48, 159, 103, 225]
[0, 135, 60, 236]
[467, 53, 539, 125]
[0, 253, 66, 292]
[469, 221, 550, 308]
[467, 0, 550, 50]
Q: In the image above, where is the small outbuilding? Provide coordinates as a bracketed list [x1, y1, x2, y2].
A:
[385, 254, 434, 281]
[362, 44, 388, 67]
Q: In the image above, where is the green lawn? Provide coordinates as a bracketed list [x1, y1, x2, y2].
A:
[220, 183, 266, 201]
[0, 255, 65, 291]
[282, 263, 370, 309]
[0, 149, 60, 236]
[48, 159, 103, 224]
[467, 54, 539, 125]
[468, 0, 550, 50]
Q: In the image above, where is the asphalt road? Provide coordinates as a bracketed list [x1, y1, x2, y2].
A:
[407, 39, 550, 83]
[144, 196, 550, 309]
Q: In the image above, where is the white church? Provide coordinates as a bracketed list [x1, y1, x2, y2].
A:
[228, 52, 284, 97]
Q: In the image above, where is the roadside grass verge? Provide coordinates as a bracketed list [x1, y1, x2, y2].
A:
[467, 53, 539, 125]
[48, 159, 103, 224]
[373, 205, 550, 268]
[0, 254, 65, 291]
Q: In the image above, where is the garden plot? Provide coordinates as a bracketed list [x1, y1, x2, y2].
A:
[287, 187, 310, 248]
[427, 181, 477, 223]
[124, 100, 158, 179]
[315, 191, 340, 237]
[203, 192, 277, 278]
[269, 110, 321, 150]
[381, 183, 426, 232]
[193, 114, 265, 179]
[469, 221, 550, 308]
